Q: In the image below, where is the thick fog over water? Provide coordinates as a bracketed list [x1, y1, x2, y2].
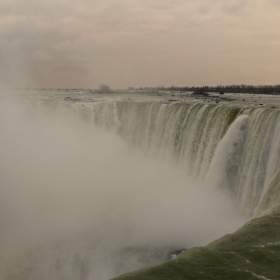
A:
[0, 97, 245, 279]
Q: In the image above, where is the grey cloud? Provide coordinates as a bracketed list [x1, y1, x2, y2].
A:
[33, 49, 52, 63]
[198, 6, 210, 14]
[222, 0, 247, 15]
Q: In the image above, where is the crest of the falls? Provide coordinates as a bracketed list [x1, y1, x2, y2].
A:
[28, 99, 280, 215]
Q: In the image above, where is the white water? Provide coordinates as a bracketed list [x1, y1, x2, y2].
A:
[205, 115, 248, 191]
[1, 91, 280, 279]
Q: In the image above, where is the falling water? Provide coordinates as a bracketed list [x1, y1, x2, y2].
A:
[2, 91, 280, 279]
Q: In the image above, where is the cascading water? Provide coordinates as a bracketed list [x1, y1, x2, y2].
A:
[40, 98, 280, 215]
[2, 91, 280, 280]
[205, 115, 248, 193]
[97, 101, 280, 216]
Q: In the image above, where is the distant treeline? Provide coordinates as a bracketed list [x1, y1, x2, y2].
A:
[137, 85, 280, 94]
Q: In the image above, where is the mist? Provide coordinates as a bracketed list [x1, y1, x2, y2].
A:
[0, 97, 246, 279]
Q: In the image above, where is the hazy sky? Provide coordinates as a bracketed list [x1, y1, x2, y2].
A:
[0, 0, 279, 89]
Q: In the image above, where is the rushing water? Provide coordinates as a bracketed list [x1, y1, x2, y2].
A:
[1, 89, 280, 279]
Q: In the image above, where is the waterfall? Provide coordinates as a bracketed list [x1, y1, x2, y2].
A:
[3, 94, 280, 280]
[117, 102, 280, 215]
[205, 115, 248, 194]
[33, 99, 280, 215]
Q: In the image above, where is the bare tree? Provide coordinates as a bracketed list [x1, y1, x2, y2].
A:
[99, 84, 111, 93]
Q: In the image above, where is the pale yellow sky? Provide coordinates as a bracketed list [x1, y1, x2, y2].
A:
[0, 0, 279, 89]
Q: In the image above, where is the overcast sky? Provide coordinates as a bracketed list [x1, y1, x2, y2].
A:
[0, 0, 279, 89]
